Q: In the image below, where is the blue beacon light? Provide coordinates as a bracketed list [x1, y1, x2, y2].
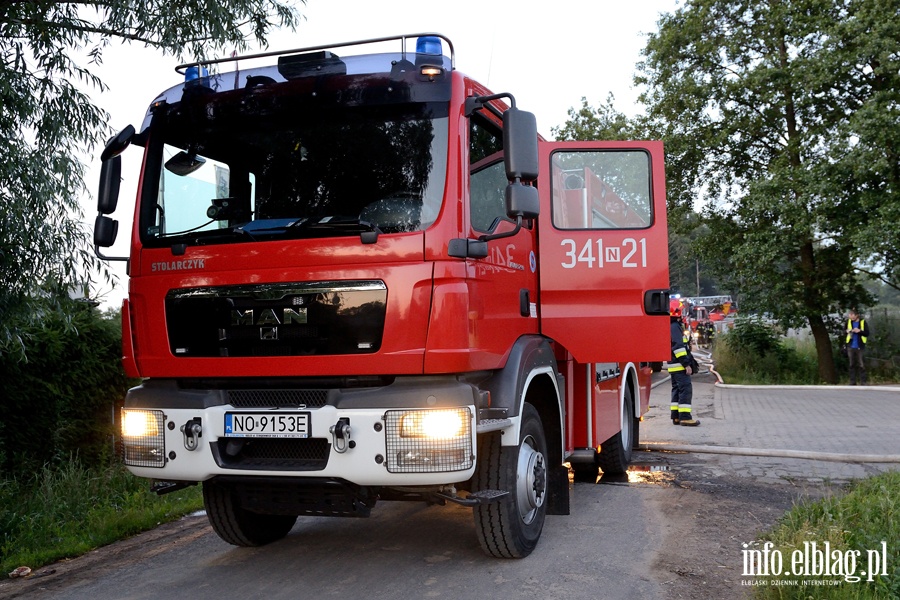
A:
[415, 36, 442, 55]
[184, 65, 209, 83]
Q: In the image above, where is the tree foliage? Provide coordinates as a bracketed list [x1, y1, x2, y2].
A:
[0, 298, 132, 473]
[635, 0, 899, 383]
[0, 1, 302, 357]
[551, 94, 647, 142]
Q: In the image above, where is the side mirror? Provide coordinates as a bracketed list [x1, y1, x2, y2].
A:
[503, 108, 538, 181]
[94, 125, 134, 263]
[97, 155, 122, 214]
[100, 125, 135, 162]
[94, 214, 119, 247]
[506, 183, 539, 220]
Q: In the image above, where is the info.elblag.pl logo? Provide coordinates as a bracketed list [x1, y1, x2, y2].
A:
[741, 540, 890, 586]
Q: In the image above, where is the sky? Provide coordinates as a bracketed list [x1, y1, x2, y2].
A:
[85, 0, 680, 307]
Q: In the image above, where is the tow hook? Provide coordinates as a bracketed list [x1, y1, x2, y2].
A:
[181, 417, 202, 451]
[330, 417, 354, 453]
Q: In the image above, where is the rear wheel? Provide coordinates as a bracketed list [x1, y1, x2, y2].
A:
[473, 403, 548, 558]
[597, 385, 635, 475]
[203, 480, 298, 547]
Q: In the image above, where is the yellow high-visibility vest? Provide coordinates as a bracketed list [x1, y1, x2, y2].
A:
[846, 319, 867, 345]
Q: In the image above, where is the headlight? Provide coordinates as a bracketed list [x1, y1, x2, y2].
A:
[384, 408, 473, 474]
[121, 409, 166, 467]
[123, 410, 159, 438]
[400, 409, 465, 439]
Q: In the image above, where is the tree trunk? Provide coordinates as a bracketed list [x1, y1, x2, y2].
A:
[808, 314, 836, 384]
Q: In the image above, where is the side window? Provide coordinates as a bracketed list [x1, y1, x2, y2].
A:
[469, 117, 507, 233]
[550, 150, 652, 230]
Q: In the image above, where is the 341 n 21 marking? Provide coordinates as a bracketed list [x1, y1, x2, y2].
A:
[560, 238, 647, 269]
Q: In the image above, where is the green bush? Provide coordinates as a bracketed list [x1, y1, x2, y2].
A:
[713, 317, 819, 384]
[0, 296, 130, 473]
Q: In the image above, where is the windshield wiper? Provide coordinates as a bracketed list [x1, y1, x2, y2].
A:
[287, 217, 382, 244]
[172, 225, 257, 247]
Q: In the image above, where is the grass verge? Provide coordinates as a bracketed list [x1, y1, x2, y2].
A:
[752, 471, 900, 599]
[0, 461, 202, 577]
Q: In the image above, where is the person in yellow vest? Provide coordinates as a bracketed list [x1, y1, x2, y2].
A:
[669, 299, 700, 426]
[846, 309, 870, 385]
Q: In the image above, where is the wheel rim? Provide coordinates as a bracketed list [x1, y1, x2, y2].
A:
[516, 435, 547, 524]
[621, 400, 632, 451]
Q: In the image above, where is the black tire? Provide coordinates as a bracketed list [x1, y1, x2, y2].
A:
[473, 403, 548, 558]
[203, 480, 298, 547]
[597, 385, 635, 475]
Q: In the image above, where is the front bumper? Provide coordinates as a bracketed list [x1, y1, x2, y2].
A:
[122, 377, 478, 486]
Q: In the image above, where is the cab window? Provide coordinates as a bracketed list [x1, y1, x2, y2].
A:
[469, 117, 507, 233]
[550, 150, 652, 229]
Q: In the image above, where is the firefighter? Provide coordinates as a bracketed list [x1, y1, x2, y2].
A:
[846, 309, 870, 385]
[669, 299, 700, 426]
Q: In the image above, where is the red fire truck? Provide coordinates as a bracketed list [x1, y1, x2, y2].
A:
[93, 34, 671, 558]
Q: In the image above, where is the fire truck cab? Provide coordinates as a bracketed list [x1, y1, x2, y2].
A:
[94, 34, 671, 558]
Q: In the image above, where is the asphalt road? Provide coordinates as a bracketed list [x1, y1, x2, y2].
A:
[5, 480, 669, 600]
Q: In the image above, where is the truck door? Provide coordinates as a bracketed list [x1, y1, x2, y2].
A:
[537, 141, 670, 362]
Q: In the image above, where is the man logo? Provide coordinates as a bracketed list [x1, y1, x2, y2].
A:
[231, 307, 308, 326]
[230, 308, 308, 341]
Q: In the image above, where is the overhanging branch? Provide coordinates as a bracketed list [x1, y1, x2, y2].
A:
[855, 266, 900, 293]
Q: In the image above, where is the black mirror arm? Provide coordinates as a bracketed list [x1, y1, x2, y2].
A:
[478, 215, 524, 243]
[93, 244, 129, 263]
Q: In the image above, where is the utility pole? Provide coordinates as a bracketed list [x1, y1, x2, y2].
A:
[696, 259, 701, 295]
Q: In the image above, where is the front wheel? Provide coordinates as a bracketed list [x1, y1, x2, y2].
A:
[597, 385, 635, 475]
[473, 403, 548, 558]
[203, 480, 298, 547]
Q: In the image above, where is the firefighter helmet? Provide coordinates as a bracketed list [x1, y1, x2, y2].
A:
[669, 299, 683, 318]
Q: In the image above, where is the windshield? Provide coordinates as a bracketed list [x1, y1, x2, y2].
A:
[139, 78, 449, 246]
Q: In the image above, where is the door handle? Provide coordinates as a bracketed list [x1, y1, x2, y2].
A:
[644, 289, 670, 316]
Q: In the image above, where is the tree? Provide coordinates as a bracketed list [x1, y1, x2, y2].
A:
[636, 0, 898, 383]
[0, 1, 302, 357]
[551, 94, 646, 142]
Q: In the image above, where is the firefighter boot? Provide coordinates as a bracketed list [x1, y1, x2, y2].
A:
[679, 409, 700, 426]
[671, 406, 680, 425]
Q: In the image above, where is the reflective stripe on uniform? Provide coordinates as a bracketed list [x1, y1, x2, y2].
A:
[669, 346, 688, 372]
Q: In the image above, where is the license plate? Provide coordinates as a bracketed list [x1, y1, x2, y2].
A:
[224, 412, 310, 438]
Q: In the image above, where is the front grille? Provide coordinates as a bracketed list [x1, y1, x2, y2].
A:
[227, 389, 329, 408]
[212, 438, 330, 470]
[165, 280, 387, 357]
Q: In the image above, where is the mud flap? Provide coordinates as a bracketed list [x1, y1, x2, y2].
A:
[546, 464, 570, 515]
